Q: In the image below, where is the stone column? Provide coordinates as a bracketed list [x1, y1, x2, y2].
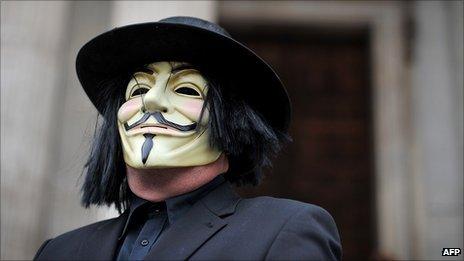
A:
[411, 1, 463, 259]
[1, 1, 114, 259]
[1, 2, 72, 259]
[1, 1, 217, 259]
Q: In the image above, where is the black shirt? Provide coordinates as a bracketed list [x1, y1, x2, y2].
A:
[116, 174, 226, 260]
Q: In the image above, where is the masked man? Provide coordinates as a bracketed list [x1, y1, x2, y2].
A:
[34, 17, 341, 260]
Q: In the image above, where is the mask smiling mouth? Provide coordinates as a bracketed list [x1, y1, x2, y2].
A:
[139, 123, 168, 129]
[124, 112, 197, 136]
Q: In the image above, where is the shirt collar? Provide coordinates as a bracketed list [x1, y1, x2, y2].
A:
[119, 174, 226, 240]
[165, 174, 226, 224]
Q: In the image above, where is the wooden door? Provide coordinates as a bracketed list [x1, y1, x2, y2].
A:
[221, 22, 375, 260]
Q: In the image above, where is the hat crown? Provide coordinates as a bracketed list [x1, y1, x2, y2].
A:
[159, 16, 231, 38]
[77, 16, 290, 132]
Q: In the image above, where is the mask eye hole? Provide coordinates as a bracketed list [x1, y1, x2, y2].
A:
[130, 86, 149, 98]
[174, 86, 201, 97]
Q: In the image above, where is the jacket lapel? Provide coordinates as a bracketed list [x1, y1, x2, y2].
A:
[145, 181, 241, 260]
[78, 210, 129, 260]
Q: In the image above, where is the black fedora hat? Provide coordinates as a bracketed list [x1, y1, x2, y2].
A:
[76, 16, 291, 132]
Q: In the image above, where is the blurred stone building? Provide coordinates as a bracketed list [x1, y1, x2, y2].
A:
[1, 1, 462, 260]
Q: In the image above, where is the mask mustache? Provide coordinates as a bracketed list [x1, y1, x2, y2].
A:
[124, 111, 197, 132]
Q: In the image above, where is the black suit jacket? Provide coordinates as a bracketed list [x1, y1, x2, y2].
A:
[34, 181, 342, 260]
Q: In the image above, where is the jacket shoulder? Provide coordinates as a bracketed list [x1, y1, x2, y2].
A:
[246, 197, 342, 260]
[53, 216, 118, 241]
[244, 196, 339, 237]
[34, 216, 121, 260]
[240, 195, 331, 216]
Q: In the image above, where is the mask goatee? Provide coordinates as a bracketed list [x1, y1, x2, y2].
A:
[141, 134, 155, 165]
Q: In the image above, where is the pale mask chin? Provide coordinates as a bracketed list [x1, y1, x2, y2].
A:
[117, 61, 221, 169]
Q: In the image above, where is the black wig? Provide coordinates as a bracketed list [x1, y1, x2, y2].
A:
[81, 66, 290, 212]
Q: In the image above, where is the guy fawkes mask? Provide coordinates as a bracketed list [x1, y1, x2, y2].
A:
[117, 61, 221, 168]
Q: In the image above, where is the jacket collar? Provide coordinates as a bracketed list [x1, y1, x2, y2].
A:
[77, 178, 241, 260]
[78, 211, 129, 260]
[199, 178, 241, 217]
[144, 180, 241, 260]
[118, 174, 227, 240]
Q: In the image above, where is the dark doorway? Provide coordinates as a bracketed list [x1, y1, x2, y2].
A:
[220, 22, 375, 260]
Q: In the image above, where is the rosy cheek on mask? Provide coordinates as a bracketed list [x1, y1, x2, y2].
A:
[118, 97, 143, 122]
[177, 99, 206, 123]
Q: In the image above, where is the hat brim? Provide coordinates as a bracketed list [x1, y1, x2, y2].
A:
[76, 22, 291, 132]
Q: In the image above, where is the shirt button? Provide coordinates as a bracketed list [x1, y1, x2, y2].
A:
[154, 209, 160, 214]
[141, 239, 149, 246]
